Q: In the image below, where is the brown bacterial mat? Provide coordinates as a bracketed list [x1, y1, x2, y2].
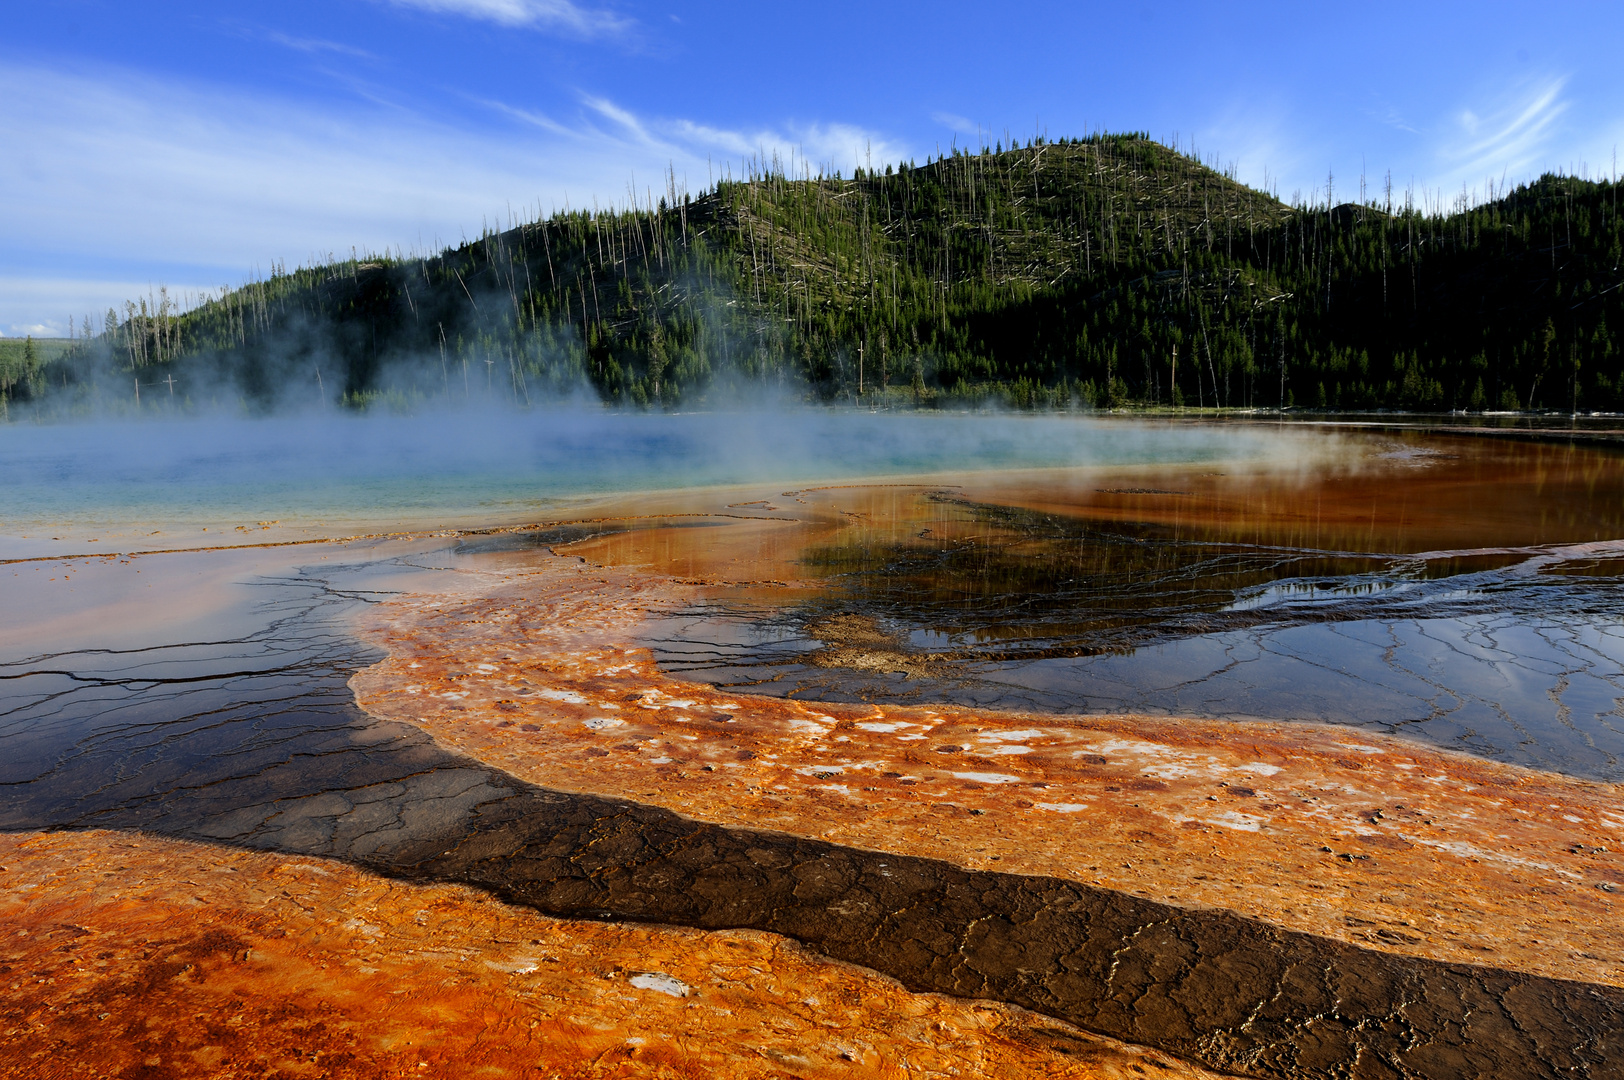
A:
[340, 550, 1624, 1079]
[11, 432, 1624, 1080]
[1, 830, 1215, 1079]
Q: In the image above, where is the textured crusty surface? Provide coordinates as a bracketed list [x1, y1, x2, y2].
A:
[0, 830, 1218, 1080]
[14, 445, 1624, 1079]
[383, 784, 1624, 1080]
[351, 553, 1624, 989]
[339, 552, 1624, 1080]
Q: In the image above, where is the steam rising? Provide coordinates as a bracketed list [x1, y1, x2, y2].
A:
[0, 410, 1324, 538]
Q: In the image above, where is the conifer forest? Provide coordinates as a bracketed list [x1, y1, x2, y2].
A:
[9, 134, 1623, 414]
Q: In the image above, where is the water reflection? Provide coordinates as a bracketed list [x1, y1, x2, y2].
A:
[642, 432, 1624, 780]
[0, 547, 444, 834]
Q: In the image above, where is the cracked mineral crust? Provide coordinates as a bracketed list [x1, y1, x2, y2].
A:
[0, 830, 1215, 1079]
[351, 552, 1624, 991]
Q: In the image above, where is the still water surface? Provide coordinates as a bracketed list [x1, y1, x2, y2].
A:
[0, 410, 1285, 543]
[0, 412, 1310, 832]
[626, 429, 1624, 779]
[3, 414, 1624, 816]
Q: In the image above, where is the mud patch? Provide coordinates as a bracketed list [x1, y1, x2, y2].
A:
[804, 611, 954, 678]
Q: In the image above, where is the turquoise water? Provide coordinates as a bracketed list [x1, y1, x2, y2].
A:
[0, 410, 1295, 534]
[7, 409, 1624, 781]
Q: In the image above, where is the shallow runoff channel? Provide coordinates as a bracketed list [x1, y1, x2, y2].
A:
[5, 412, 1624, 1079]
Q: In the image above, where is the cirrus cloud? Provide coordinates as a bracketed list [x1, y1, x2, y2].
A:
[380, 0, 633, 37]
[1443, 77, 1571, 186]
[0, 60, 905, 330]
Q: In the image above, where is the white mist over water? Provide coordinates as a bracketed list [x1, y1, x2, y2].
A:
[0, 409, 1316, 540]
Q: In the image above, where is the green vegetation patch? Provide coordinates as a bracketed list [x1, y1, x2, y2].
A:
[17, 135, 1624, 415]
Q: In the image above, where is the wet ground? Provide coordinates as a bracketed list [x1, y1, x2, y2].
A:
[621, 433, 1624, 780]
[5, 421, 1624, 1078]
[6, 830, 1213, 1080]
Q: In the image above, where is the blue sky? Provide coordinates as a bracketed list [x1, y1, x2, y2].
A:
[4, 0, 1622, 336]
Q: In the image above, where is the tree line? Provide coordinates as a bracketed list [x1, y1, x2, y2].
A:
[11, 134, 1622, 415]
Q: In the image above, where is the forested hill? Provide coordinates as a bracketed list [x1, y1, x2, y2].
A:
[14, 133, 1624, 414]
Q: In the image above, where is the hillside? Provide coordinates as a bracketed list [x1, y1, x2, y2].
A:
[0, 337, 72, 406]
[13, 134, 1624, 414]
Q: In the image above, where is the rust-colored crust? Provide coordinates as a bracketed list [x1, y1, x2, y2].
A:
[351, 554, 1624, 988]
[0, 830, 1220, 1079]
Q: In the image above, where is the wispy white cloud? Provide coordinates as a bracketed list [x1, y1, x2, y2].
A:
[1441, 76, 1570, 185]
[0, 63, 650, 323]
[478, 97, 576, 137]
[480, 92, 905, 181]
[263, 30, 376, 59]
[0, 62, 905, 327]
[584, 95, 657, 143]
[594, 102, 905, 178]
[381, 0, 632, 37]
[1368, 99, 1419, 136]
[931, 111, 977, 134]
[0, 63, 585, 265]
[1188, 78, 1580, 212]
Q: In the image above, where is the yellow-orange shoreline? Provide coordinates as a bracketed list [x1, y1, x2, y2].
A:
[12, 437, 1624, 1074]
[0, 830, 1220, 1079]
[351, 548, 1624, 989]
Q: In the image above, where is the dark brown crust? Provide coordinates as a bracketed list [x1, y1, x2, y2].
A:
[2, 830, 1217, 1080]
[366, 784, 1624, 1080]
